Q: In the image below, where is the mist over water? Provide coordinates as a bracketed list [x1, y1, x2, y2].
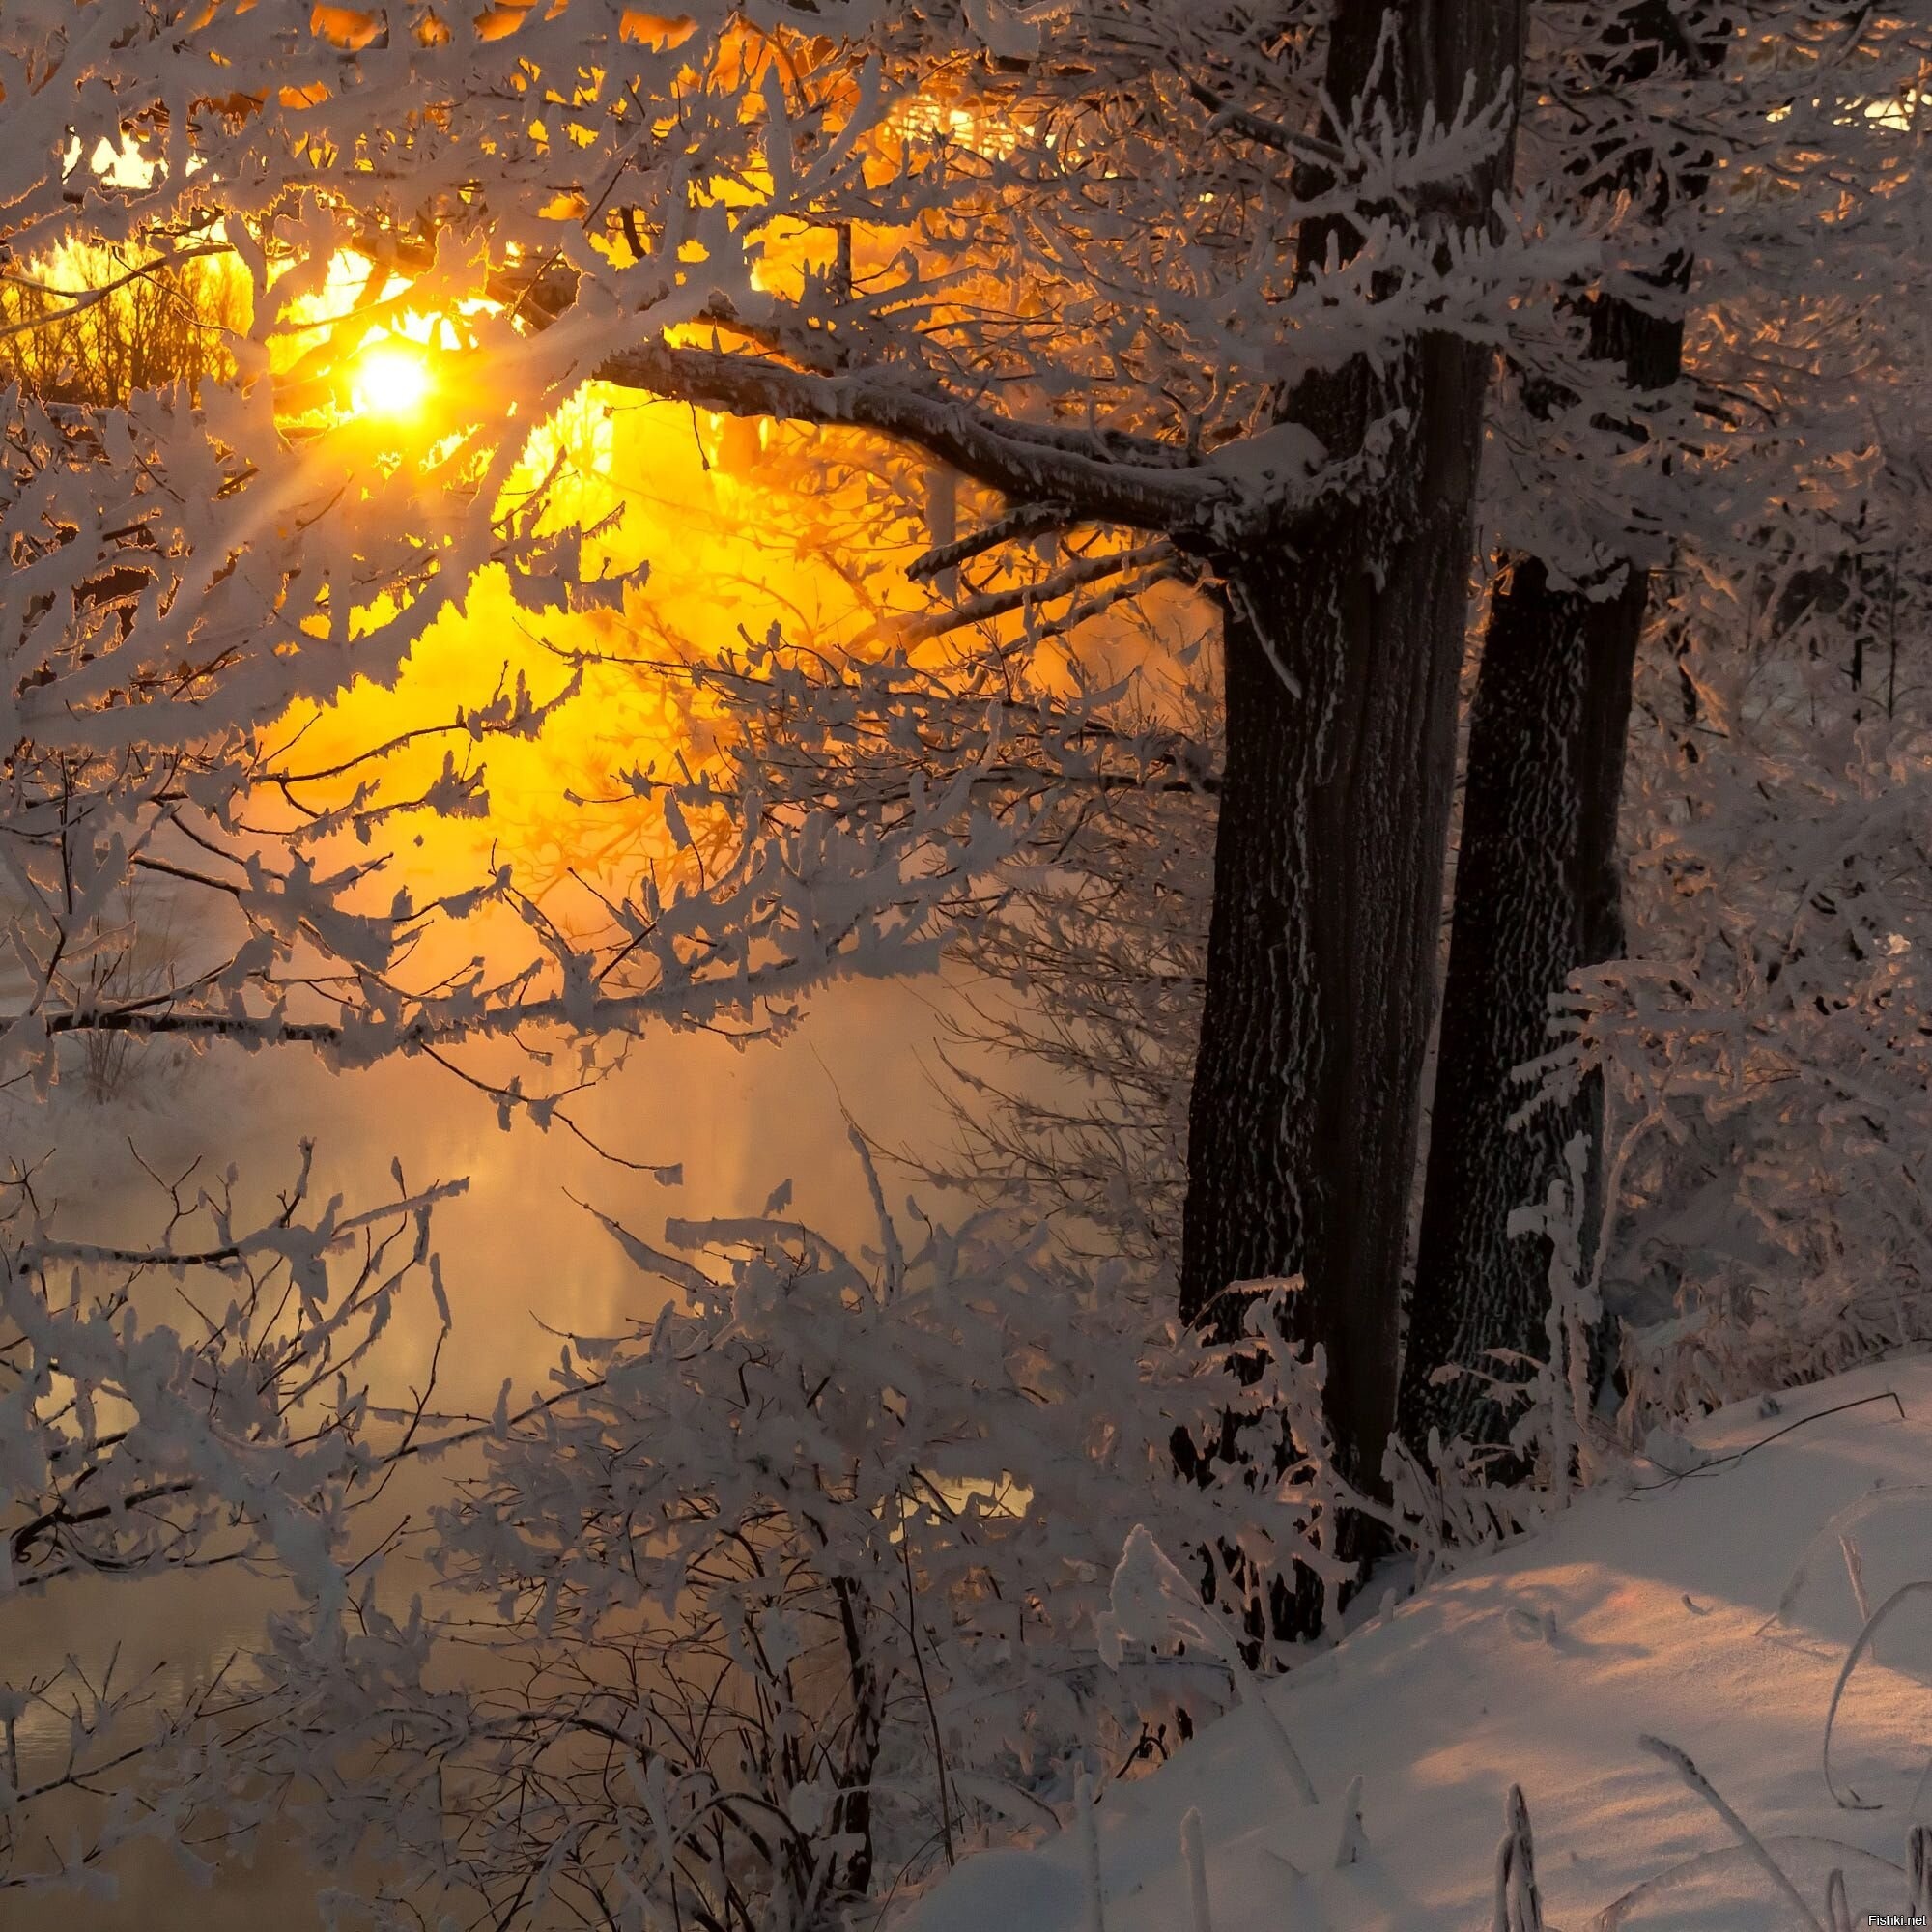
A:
[8, 971, 981, 1928]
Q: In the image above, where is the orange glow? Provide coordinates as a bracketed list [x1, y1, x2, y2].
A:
[267, 377, 1197, 988]
[12, 114, 1196, 1004]
[231, 149, 1183, 982]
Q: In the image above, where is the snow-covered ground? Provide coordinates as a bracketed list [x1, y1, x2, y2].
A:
[905, 1361, 1932, 1932]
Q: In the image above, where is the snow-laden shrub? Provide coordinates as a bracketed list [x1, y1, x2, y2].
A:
[0, 1142, 457, 1897]
[1539, 612, 1932, 1436]
[268, 1139, 1343, 1931]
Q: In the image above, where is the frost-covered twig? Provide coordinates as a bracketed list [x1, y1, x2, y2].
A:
[1179, 1806, 1212, 1932]
[1492, 1784, 1545, 1932]
[1823, 1582, 1932, 1810]
[1095, 1525, 1320, 1804]
[1638, 1735, 1825, 1932]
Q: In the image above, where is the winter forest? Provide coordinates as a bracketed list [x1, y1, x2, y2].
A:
[2, 1, 1931, 1926]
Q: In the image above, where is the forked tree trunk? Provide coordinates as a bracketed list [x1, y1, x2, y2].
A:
[1179, 0, 1527, 1634]
[1399, 2, 1719, 1454]
[1181, 453, 1474, 1492]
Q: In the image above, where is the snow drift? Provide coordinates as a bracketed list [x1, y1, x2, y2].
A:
[903, 1361, 1932, 1932]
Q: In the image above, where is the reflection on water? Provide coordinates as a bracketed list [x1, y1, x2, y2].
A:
[8, 972, 974, 1927]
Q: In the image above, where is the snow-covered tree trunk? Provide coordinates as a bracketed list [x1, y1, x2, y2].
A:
[1399, 554, 1652, 1451]
[1180, 1, 1527, 1614]
[1400, 2, 1719, 1454]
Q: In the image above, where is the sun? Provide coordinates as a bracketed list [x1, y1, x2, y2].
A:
[351, 338, 433, 420]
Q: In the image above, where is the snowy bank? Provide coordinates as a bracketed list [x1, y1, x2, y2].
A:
[903, 1361, 1932, 1931]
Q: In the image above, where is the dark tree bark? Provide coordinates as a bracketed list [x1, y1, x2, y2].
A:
[1396, 555, 1650, 1452]
[1179, 0, 1526, 1631]
[1399, 4, 1723, 1453]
